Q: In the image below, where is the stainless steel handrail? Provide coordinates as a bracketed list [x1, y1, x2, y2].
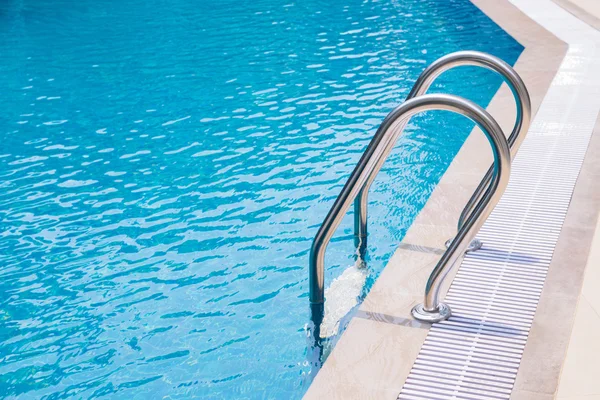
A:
[354, 51, 530, 257]
[309, 94, 511, 326]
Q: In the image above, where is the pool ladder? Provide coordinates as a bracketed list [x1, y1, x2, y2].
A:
[308, 51, 531, 331]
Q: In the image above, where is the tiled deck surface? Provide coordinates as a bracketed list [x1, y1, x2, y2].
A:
[554, 0, 600, 29]
[556, 207, 600, 400]
[568, 0, 600, 15]
[305, 0, 600, 399]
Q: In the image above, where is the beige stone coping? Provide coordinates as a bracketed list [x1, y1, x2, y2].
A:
[553, 0, 600, 30]
[304, 1, 568, 399]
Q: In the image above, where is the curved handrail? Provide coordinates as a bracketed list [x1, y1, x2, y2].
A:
[309, 94, 511, 325]
[353, 51, 530, 257]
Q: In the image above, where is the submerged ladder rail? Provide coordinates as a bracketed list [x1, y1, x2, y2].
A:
[309, 94, 511, 327]
[354, 51, 531, 257]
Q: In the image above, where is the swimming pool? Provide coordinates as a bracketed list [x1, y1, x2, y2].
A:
[0, 0, 522, 398]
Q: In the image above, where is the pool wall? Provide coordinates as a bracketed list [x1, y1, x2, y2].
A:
[304, 0, 569, 397]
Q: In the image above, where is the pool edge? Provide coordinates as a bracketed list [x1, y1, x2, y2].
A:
[303, 0, 569, 398]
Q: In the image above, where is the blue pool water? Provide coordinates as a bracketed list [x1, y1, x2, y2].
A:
[0, 0, 522, 398]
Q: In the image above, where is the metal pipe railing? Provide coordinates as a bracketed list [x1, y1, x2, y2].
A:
[354, 51, 530, 257]
[309, 94, 511, 326]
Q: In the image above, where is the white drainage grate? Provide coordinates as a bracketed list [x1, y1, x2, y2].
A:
[398, 0, 600, 398]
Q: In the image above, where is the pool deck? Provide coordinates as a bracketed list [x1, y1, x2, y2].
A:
[554, 0, 600, 30]
[304, 0, 600, 399]
[552, 1, 600, 394]
[555, 169, 600, 400]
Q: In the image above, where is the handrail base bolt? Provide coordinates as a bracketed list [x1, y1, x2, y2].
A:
[411, 302, 452, 323]
[444, 238, 483, 253]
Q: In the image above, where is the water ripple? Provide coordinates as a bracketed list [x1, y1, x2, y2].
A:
[0, 0, 522, 398]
